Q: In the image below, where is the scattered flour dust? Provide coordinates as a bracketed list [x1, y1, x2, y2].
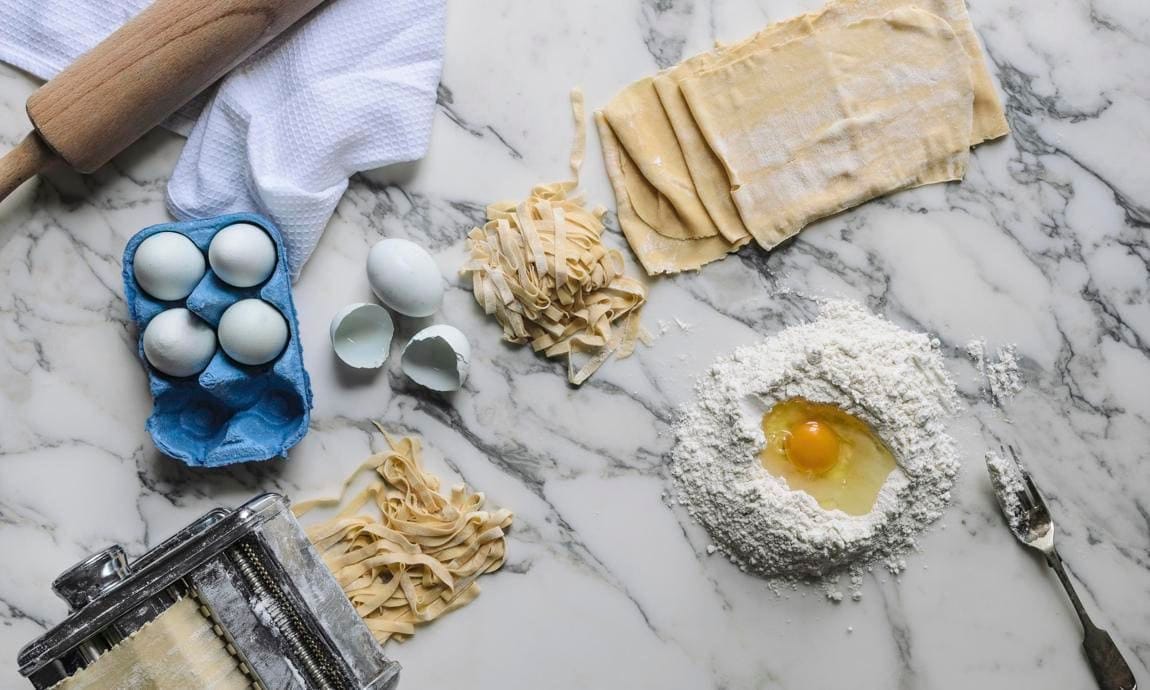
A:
[670, 300, 962, 600]
[965, 338, 1023, 402]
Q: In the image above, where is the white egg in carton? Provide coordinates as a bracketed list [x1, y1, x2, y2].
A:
[134, 225, 288, 376]
[123, 215, 312, 467]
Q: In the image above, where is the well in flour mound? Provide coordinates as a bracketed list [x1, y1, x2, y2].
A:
[670, 300, 961, 590]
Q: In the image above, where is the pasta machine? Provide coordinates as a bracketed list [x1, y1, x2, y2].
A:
[17, 493, 400, 689]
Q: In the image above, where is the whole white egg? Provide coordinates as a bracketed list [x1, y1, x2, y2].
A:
[218, 299, 289, 366]
[366, 239, 444, 317]
[208, 223, 277, 288]
[133, 232, 205, 301]
[142, 308, 217, 377]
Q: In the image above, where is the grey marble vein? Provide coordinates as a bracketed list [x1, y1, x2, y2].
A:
[0, 0, 1148, 688]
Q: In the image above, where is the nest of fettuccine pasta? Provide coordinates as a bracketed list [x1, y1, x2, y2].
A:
[460, 90, 648, 385]
[294, 428, 513, 644]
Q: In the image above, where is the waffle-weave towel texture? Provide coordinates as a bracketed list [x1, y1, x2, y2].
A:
[0, 0, 447, 277]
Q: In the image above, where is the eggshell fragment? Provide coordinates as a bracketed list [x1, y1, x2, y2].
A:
[366, 238, 444, 317]
[142, 308, 217, 377]
[218, 299, 289, 366]
[133, 232, 205, 301]
[401, 325, 471, 391]
[330, 303, 394, 368]
[208, 222, 277, 288]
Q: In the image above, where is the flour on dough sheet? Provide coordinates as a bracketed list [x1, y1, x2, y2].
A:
[652, 64, 752, 245]
[616, 138, 704, 242]
[654, 0, 1007, 221]
[51, 597, 250, 689]
[681, 8, 975, 249]
[598, 0, 1006, 274]
[596, 113, 747, 275]
[671, 0, 1007, 147]
[602, 78, 720, 241]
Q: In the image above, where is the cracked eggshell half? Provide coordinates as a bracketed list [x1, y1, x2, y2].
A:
[330, 303, 395, 368]
[366, 238, 444, 317]
[401, 325, 471, 391]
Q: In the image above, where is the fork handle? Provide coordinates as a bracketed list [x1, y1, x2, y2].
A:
[1045, 551, 1138, 690]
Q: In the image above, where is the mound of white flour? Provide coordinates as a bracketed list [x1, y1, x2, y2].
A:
[670, 301, 961, 592]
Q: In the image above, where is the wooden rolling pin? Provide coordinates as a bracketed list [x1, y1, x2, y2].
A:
[0, 0, 327, 203]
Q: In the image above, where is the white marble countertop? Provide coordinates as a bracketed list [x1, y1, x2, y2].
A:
[1, 0, 1148, 688]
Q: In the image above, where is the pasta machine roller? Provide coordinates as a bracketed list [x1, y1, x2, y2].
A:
[17, 493, 400, 689]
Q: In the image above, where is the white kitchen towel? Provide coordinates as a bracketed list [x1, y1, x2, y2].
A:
[0, 0, 447, 277]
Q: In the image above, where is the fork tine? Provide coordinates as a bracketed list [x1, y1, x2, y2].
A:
[1021, 468, 1049, 514]
[1004, 445, 1037, 510]
[1006, 444, 1023, 467]
[1007, 444, 1048, 512]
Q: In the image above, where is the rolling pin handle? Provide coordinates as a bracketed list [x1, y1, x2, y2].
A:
[0, 131, 55, 203]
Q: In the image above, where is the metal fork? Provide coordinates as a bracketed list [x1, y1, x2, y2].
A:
[987, 445, 1138, 690]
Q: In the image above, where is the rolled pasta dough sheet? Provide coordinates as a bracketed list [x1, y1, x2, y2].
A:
[680, 8, 975, 248]
[600, 0, 1007, 273]
[602, 78, 720, 241]
[50, 597, 250, 690]
[655, 0, 1008, 174]
[596, 112, 748, 275]
[652, 59, 753, 245]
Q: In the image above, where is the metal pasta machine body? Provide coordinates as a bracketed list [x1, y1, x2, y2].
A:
[17, 493, 400, 689]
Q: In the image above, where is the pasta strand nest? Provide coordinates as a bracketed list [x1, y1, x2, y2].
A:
[294, 426, 513, 644]
[461, 89, 649, 385]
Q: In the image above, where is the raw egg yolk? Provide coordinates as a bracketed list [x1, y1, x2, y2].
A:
[785, 420, 840, 475]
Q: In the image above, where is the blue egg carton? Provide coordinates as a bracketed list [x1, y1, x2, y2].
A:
[122, 213, 312, 467]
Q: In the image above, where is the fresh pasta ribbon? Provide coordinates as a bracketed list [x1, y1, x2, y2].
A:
[294, 425, 513, 644]
[461, 89, 649, 386]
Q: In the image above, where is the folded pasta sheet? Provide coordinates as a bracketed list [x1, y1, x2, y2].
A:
[597, 113, 750, 275]
[682, 8, 975, 248]
[603, 78, 721, 242]
[597, 0, 1007, 274]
